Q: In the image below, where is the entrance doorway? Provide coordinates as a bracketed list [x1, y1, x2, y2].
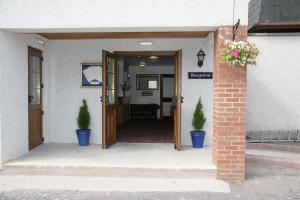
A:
[102, 51, 182, 150]
[28, 47, 44, 150]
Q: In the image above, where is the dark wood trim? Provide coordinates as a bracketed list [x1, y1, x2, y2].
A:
[28, 46, 42, 57]
[249, 23, 300, 33]
[174, 50, 182, 150]
[39, 31, 209, 40]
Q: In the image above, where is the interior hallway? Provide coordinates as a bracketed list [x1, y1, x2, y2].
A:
[117, 119, 173, 143]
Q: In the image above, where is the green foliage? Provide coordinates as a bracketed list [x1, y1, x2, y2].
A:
[221, 40, 259, 67]
[77, 99, 91, 129]
[192, 98, 206, 130]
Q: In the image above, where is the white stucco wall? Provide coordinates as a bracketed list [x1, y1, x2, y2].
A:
[45, 35, 214, 146]
[248, 35, 300, 131]
[0, 30, 48, 162]
[0, 33, 3, 163]
[0, 0, 248, 32]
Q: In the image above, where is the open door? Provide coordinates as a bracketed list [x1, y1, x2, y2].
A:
[28, 47, 44, 150]
[102, 50, 118, 148]
[174, 50, 182, 150]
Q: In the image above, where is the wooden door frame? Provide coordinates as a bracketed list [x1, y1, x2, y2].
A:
[160, 74, 174, 119]
[174, 50, 182, 150]
[102, 50, 118, 149]
[111, 51, 182, 149]
[28, 46, 44, 150]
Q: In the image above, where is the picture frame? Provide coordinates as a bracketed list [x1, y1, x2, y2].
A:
[136, 74, 159, 90]
[81, 63, 102, 87]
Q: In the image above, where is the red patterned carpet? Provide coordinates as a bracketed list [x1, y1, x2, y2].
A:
[117, 119, 173, 143]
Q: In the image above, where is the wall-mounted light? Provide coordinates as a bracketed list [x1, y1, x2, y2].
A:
[197, 49, 206, 67]
[35, 38, 45, 46]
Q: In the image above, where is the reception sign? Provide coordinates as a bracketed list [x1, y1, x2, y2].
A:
[188, 72, 213, 79]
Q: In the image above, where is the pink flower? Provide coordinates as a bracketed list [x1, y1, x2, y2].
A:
[232, 50, 240, 58]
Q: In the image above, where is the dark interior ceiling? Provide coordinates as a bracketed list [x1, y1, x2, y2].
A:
[122, 56, 173, 67]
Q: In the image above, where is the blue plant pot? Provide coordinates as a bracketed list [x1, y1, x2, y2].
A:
[76, 129, 91, 146]
[190, 130, 206, 148]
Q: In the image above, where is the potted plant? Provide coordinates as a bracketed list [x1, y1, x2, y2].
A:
[190, 98, 206, 148]
[76, 99, 91, 146]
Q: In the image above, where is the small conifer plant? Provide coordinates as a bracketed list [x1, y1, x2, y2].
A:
[192, 98, 206, 130]
[77, 99, 91, 130]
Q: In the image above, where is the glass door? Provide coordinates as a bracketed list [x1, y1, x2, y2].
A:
[102, 50, 118, 148]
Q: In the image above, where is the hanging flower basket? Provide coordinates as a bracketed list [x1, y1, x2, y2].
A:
[221, 40, 259, 67]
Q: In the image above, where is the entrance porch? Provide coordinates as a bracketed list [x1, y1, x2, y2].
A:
[4, 143, 216, 177]
[0, 26, 248, 181]
[1, 144, 232, 193]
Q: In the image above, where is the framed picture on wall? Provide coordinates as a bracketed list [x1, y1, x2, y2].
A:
[81, 63, 102, 86]
[136, 74, 159, 90]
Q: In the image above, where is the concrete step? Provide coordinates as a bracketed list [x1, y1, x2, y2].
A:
[0, 174, 230, 193]
[0, 165, 217, 179]
[246, 149, 300, 169]
[247, 142, 300, 154]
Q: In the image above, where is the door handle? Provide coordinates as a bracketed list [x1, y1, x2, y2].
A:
[28, 95, 34, 103]
[181, 96, 184, 103]
[100, 96, 103, 102]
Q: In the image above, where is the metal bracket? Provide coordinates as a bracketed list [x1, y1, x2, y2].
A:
[233, 19, 240, 41]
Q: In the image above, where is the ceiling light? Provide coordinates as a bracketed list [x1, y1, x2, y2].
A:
[139, 41, 154, 46]
[149, 56, 158, 59]
[139, 61, 146, 67]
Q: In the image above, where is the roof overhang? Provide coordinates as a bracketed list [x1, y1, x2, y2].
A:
[248, 23, 300, 33]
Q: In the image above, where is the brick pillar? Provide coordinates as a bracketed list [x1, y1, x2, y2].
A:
[213, 26, 248, 180]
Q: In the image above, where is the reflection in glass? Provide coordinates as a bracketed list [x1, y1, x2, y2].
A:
[107, 89, 116, 105]
[29, 56, 41, 105]
[106, 74, 115, 90]
[106, 57, 115, 73]
[106, 56, 117, 105]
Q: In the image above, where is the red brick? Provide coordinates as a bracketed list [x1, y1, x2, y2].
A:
[213, 26, 247, 181]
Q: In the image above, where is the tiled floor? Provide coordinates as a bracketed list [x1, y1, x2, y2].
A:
[117, 119, 173, 143]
